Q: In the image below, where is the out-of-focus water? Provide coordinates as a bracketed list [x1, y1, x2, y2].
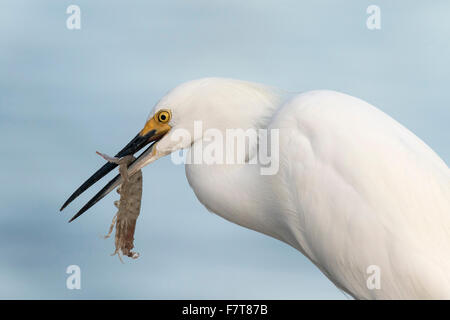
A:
[0, 0, 448, 299]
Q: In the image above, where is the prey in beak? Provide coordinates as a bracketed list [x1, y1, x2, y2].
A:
[60, 109, 171, 222]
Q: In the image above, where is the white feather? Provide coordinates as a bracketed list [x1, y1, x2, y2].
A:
[151, 78, 450, 299]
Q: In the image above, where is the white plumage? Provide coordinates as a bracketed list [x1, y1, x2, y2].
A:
[64, 77, 450, 299]
[162, 78, 450, 299]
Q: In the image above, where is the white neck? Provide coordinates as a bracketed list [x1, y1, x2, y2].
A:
[183, 82, 296, 244]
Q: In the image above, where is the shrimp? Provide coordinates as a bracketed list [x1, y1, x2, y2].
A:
[96, 151, 143, 262]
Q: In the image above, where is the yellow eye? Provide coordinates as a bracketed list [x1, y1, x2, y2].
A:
[156, 110, 171, 123]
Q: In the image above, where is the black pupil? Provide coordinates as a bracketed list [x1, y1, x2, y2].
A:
[160, 114, 166, 121]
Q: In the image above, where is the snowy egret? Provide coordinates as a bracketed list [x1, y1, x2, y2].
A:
[61, 78, 450, 299]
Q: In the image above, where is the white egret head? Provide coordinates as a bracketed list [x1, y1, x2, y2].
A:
[143, 78, 284, 161]
[61, 77, 285, 220]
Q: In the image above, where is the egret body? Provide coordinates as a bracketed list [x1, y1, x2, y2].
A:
[61, 78, 450, 299]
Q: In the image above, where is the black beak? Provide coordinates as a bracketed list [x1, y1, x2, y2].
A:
[60, 129, 157, 219]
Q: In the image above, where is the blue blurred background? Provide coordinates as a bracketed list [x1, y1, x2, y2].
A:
[0, 0, 448, 299]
